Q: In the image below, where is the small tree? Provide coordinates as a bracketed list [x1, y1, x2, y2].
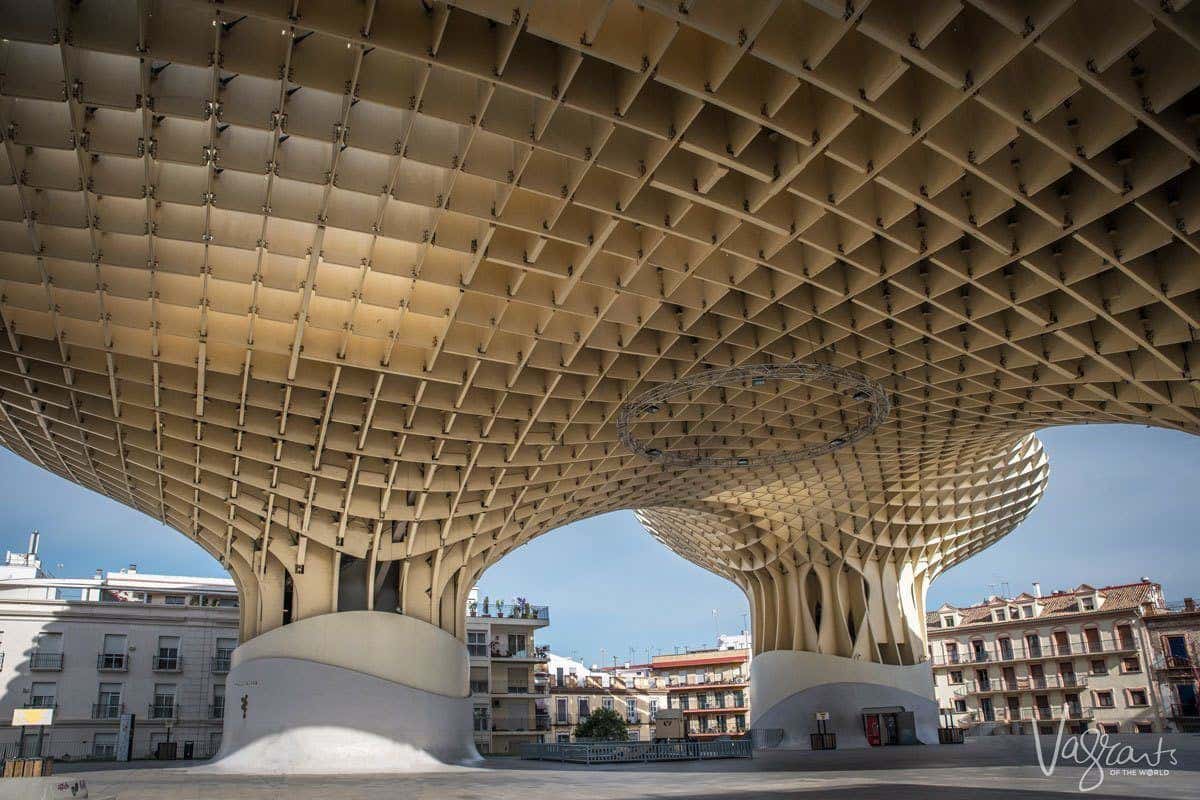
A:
[573, 707, 628, 741]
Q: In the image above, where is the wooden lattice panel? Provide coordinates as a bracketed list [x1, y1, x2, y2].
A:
[0, 0, 1196, 646]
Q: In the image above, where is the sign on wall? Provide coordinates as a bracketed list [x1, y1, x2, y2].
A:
[117, 714, 135, 762]
[11, 708, 53, 726]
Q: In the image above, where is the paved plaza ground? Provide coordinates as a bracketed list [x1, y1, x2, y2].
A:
[8, 735, 1198, 799]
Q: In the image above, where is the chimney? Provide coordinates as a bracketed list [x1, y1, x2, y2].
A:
[1185, 598, 1196, 612]
[128, 564, 137, 574]
[94, 569, 102, 579]
[1032, 581, 1042, 598]
[27, 530, 39, 556]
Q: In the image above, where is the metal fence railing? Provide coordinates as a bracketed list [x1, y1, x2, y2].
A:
[518, 739, 752, 763]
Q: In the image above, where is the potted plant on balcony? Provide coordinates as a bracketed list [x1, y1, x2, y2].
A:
[515, 597, 528, 618]
[468, 598, 478, 617]
[481, 596, 489, 616]
[496, 599, 505, 617]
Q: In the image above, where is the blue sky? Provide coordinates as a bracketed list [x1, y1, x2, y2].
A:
[1, 424, 1196, 666]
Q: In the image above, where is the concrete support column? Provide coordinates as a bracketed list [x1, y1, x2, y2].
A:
[211, 610, 478, 773]
[749, 650, 939, 748]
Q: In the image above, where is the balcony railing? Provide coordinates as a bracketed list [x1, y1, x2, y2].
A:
[1153, 655, 1195, 671]
[25, 698, 56, 709]
[489, 646, 550, 660]
[212, 654, 232, 674]
[935, 636, 1138, 666]
[153, 655, 182, 672]
[469, 680, 490, 694]
[92, 703, 124, 720]
[149, 701, 178, 719]
[1168, 702, 1200, 719]
[29, 652, 63, 671]
[210, 702, 225, 719]
[467, 602, 550, 621]
[97, 653, 128, 671]
[491, 714, 551, 732]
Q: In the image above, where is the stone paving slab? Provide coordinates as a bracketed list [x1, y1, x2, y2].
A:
[9, 736, 1197, 800]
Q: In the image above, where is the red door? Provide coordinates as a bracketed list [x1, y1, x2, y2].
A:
[864, 714, 881, 746]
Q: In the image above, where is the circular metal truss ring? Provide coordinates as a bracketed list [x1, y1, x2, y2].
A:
[616, 362, 891, 469]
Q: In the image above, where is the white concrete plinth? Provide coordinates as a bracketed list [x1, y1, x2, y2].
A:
[750, 650, 939, 748]
[209, 611, 479, 773]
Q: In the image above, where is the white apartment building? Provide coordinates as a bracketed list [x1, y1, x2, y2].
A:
[927, 580, 1167, 736]
[0, 534, 238, 761]
[466, 589, 551, 755]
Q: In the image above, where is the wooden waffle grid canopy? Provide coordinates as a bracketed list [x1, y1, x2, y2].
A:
[0, 0, 1196, 647]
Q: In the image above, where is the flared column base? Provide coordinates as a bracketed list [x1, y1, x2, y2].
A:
[750, 650, 938, 749]
[209, 611, 479, 773]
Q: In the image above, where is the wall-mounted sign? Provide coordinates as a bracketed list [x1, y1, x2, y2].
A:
[11, 708, 53, 726]
[814, 711, 830, 721]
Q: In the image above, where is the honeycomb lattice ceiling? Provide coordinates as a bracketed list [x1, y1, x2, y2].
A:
[0, 0, 1197, 634]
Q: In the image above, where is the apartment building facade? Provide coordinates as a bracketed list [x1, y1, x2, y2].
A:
[465, 591, 551, 755]
[652, 647, 751, 738]
[0, 540, 237, 760]
[546, 654, 666, 743]
[1144, 598, 1200, 733]
[928, 581, 1166, 735]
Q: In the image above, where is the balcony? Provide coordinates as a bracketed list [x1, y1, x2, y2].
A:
[149, 701, 178, 720]
[210, 701, 225, 719]
[25, 697, 56, 709]
[1154, 655, 1195, 671]
[92, 703, 124, 720]
[1167, 702, 1199, 720]
[97, 653, 128, 672]
[212, 654, 232, 674]
[29, 652, 63, 671]
[469, 680, 490, 694]
[152, 655, 182, 672]
[934, 636, 1137, 666]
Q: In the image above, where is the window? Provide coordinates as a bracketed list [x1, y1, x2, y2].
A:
[994, 609, 1006, 622]
[155, 636, 181, 670]
[29, 682, 56, 708]
[100, 634, 127, 670]
[152, 684, 177, 718]
[602, 696, 614, 711]
[942, 616, 955, 628]
[212, 684, 225, 718]
[649, 698, 658, 720]
[96, 682, 122, 718]
[556, 697, 568, 723]
[734, 713, 746, 731]
[556, 734, 570, 743]
[626, 698, 637, 722]
[556, 667, 564, 687]
[680, 694, 690, 710]
[1022, 605, 1034, 618]
[467, 631, 486, 658]
[507, 667, 528, 693]
[1128, 689, 1148, 707]
[1135, 723, 1152, 734]
[1009, 606, 1021, 619]
[950, 670, 963, 684]
[1095, 691, 1114, 708]
[1081, 597, 1095, 611]
[733, 690, 745, 707]
[1122, 657, 1141, 673]
[953, 699, 967, 713]
[473, 707, 489, 732]
[1091, 659, 1107, 675]
[31, 632, 63, 669]
[1100, 723, 1119, 734]
[214, 637, 236, 672]
[92, 733, 117, 759]
[577, 698, 589, 718]
[506, 634, 526, 657]
[164, 595, 185, 605]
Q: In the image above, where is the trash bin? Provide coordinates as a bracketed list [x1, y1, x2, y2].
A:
[183, 741, 194, 759]
[155, 742, 177, 760]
